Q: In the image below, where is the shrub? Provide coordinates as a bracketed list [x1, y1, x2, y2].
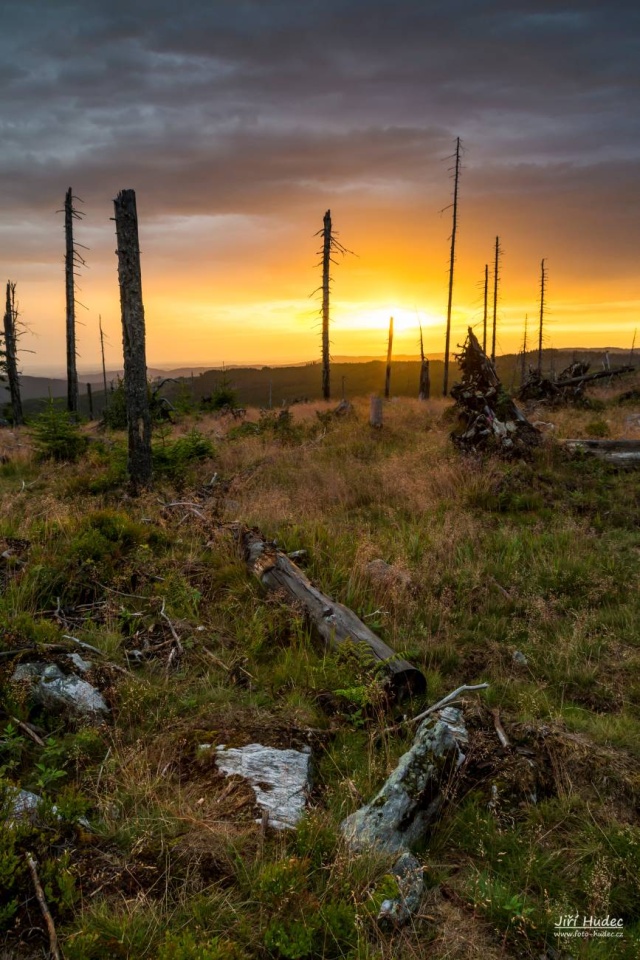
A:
[29, 399, 89, 462]
[153, 430, 215, 479]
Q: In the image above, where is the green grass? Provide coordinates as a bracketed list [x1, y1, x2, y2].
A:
[0, 388, 639, 958]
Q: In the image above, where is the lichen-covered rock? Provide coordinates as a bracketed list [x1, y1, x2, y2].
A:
[378, 852, 424, 926]
[6, 788, 43, 823]
[215, 742, 312, 830]
[341, 708, 467, 853]
[341, 708, 468, 926]
[12, 662, 109, 721]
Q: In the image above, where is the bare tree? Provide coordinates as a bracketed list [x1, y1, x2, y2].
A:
[63, 188, 86, 414]
[315, 209, 351, 401]
[99, 315, 109, 413]
[418, 323, 430, 400]
[384, 316, 394, 399]
[482, 263, 489, 353]
[3, 282, 23, 425]
[520, 313, 529, 386]
[491, 236, 501, 363]
[113, 189, 152, 490]
[443, 137, 462, 396]
[537, 258, 547, 376]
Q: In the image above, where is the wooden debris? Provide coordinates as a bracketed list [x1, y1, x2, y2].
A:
[450, 328, 540, 455]
[562, 439, 640, 465]
[520, 362, 634, 405]
[26, 854, 62, 960]
[238, 526, 426, 699]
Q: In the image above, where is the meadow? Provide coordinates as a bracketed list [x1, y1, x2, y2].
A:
[1, 377, 639, 959]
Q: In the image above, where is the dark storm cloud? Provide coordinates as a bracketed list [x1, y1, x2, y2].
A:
[1, 0, 640, 221]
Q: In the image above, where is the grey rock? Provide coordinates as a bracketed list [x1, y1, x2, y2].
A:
[7, 788, 43, 822]
[12, 661, 109, 721]
[513, 650, 528, 666]
[341, 710, 466, 854]
[215, 742, 312, 830]
[378, 851, 424, 925]
[341, 709, 467, 926]
[66, 652, 92, 673]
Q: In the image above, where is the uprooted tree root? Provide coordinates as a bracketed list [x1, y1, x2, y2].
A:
[450, 328, 540, 456]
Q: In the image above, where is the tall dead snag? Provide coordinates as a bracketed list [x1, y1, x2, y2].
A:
[239, 526, 426, 699]
[384, 316, 394, 399]
[443, 136, 461, 396]
[491, 236, 500, 363]
[450, 327, 540, 456]
[63, 187, 86, 415]
[99, 315, 109, 413]
[537, 257, 547, 376]
[482, 263, 489, 353]
[520, 313, 529, 386]
[321, 210, 331, 400]
[3, 282, 23, 425]
[113, 189, 152, 490]
[315, 210, 351, 401]
[418, 324, 430, 400]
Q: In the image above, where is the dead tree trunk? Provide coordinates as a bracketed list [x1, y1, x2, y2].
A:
[99, 315, 109, 413]
[64, 188, 79, 415]
[86, 382, 93, 420]
[384, 316, 394, 399]
[113, 189, 152, 490]
[321, 209, 331, 401]
[537, 258, 546, 376]
[418, 324, 430, 400]
[443, 137, 461, 397]
[491, 236, 500, 363]
[239, 526, 426, 699]
[520, 314, 528, 386]
[482, 263, 488, 353]
[3, 282, 23, 425]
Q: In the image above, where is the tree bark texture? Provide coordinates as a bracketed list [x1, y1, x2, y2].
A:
[240, 527, 426, 699]
[113, 189, 152, 489]
[3, 282, 23, 425]
[65, 187, 78, 414]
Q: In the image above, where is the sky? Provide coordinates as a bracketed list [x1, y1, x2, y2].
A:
[2, 0, 640, 374]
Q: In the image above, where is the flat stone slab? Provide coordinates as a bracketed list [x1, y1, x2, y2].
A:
[12, 662, 109, 721]
[215, 742, 312, 830]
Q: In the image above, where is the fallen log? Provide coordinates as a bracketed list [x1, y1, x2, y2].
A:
[520, 365, 634, 404]
[562, 439, 640, 465]
[238, 527, 426, 699]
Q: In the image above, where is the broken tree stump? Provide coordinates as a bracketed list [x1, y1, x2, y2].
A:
[370, 395, 383, 428]
[450, 327, 540, 456]
[341, 706, 468, 924]
[238, 527, 426, 699]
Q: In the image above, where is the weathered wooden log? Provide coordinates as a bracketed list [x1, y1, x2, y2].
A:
[239, 527, 426, 699]
[563, 439, 640, 465]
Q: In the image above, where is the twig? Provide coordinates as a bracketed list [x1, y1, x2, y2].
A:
[11, 717, 45, 747]
[491, 708, 511, 748]
[159, 600, 184, 653]
[384, 683, 490, 734]
[489, 577, 512, 601]
[62, 635, 102, 656]
[26, 854, 62, 960]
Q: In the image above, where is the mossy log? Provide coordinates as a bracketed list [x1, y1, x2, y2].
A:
[239, 527, 426, 699]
